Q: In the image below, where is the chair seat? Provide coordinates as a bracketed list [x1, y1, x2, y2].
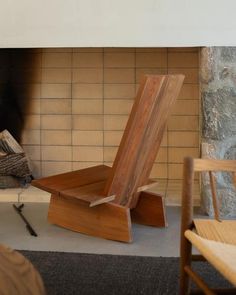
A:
[32, 165, 111, 195]
[180, 158, 236, 294]
[194, 219, 236, 245]
[185, 230, 236, 286]
[61, 181, 115, 206]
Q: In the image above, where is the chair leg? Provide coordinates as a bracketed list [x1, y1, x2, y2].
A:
[48, 194, 133, 243]
[130, 191, 167, 227]
[179, 157, 194, 295]
[179, 237, 192, 295]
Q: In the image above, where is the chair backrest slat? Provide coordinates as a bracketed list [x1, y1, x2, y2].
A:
[104, 74, 184, 207]
[194, 159, 236, 172]
[182, 157, 236, 223]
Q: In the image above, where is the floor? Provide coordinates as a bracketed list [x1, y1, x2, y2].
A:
[0, 203, 203, 257]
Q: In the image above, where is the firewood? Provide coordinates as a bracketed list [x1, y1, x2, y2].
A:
[0, 129, 23, 154]
[0, 130, 32, 185]
[0, 153, 31, 177]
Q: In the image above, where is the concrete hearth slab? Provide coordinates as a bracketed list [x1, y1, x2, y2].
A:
[0, 186, 50, 203]
[0, 180, 200, 205]
[0, 204, 202, 256]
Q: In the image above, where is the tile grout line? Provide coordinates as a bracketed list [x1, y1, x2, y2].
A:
[39, 49, 43, 182]
[166, 48, 170, 199]
[71, 50, 74, 171]
[102, 48, 105, 165]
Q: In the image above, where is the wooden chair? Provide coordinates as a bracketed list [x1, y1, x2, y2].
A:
[180, 157, 236, 295]
[32, 74, 184, 242]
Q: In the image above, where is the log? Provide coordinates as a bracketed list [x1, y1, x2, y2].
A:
[0, 129, 23, 154]
[0, 130, 32, 184]
[0, 153, 31, 177]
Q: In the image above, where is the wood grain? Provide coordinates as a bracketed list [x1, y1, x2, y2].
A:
[48, 194, 132, 243]
[179, 157, 195, 295]
[62, 181, 115, 206]
[32, 165, 111, 195]
[89, 195, 116, 207]
[193, 219, 236, 245]
[209, 171, 221, 221]
[194, 159, 236, 172]
[131, 191, 167, 227]
[62, 181, 105, 202]
[137, 181, 158, 192]
[0, 244, 45, 295]
[104, 74, 184, 207]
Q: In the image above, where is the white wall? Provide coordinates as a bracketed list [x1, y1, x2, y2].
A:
[1, 0, 236, 47]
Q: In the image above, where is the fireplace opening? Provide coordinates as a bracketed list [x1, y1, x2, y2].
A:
[0, 47, 201, 206]
[0, 81, 23, 143]
[0, 49, 39, 142]
[0, 49, 39, 188]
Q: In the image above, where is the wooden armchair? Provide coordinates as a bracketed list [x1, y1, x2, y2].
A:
[180, 157, 236, 295]
[32, 74, 184, 242]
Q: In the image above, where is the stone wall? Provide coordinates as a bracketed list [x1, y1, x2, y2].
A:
[200, 47, 236, 217]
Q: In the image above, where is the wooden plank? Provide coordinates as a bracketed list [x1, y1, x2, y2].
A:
[89, 179, 157, 207]
[104, 75, 184, 207]
[32, 165, 111, 195]
[89, 195, 116, 207]
[48, 194, 132, 243]
[131, 191, 167, 227]
[62, 181, 106, 201]
[62, 181, 115, 206]
[194, 159, 236, 172]
[137, 180, 158, 192]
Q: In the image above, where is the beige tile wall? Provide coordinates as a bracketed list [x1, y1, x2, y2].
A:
[18, 47, 199, 180]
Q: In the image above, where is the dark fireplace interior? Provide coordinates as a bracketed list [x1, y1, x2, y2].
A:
[0, 49, 37, 142]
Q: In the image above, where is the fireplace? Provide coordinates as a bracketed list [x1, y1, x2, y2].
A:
[0, 47, 200, 204]
[1, 45, 235, 216]
[1, 47, 200, 175]
[0, 47, 235, 215]
[1, 48, 200, 203]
